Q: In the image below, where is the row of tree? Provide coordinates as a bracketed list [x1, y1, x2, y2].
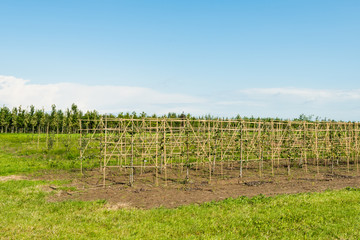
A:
[0, 104, 194, 133]
[0, 104, 336, 134]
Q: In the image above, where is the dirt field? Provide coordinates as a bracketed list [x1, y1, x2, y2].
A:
[33, 164, 360, 209]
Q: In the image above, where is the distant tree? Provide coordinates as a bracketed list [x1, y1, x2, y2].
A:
[39, 108, 48, 132]
[64, 108, 71, 133]
[24, 107, 31, 133]
[131, 111, 137, 118]
[69, 104, 82, 133]
[0, 106, 11, 133]
[57, 109, 64, 133]
[17, 106, 26, 132]
[167, 112, 177, 119]
[29, 105, 37, 133]
[140, 111, 147, 118]
[296, 114, 314, 122]
[34, 109, 43, 133]
[50, 104, 58, 132]
[11, 107, 18, 133]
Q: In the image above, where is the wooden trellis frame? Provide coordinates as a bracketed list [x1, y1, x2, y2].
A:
[79, 118, 360, 187]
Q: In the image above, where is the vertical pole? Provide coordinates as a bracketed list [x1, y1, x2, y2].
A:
[356, 122, 359, 175]
[141, 119, 145, 175]
[271, 121, 274, 176]
[315, 122, 319, 174]
[103, 116, 107, 188]
[208, 120, 212, 183]
[277, 122, 281, 173]
[186, 126, 190, 182]
[163, 119, 167, 186]
[155, 120, 159, 186]
[124, 120, 127, 171]
[287, 121, 291, 176]
[303, 121, 308, 173]
[120, 120, 123, 172]
[219, 119, 225, 178]
[79, 119, 83, 175]
[130, 123, 134, 187]
[239, 120, 243, 179]
[258, 121, 262, 178]
[325, 122, 329, 168]
[346, 123, 350, 173]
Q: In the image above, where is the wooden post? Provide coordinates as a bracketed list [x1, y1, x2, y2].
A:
[208, 120, 212, 183]
[130, 126, 134, 187]
[239, 120, 243, 179]
[258, 121, 262, 178]
[315, 122, 319, 174]
[141, 119, 145, 175]
[303, 121, 308, 173]
[155, 119, 159, 186]
[79, 119, 83, 175]
[186, 126, 190, 182]
[356, 122, 359, 175]
[346, 123, 350, 173]
[163, 119, 167, 186]
[270, 121, 274, 176]
[103, 116, 107, 188]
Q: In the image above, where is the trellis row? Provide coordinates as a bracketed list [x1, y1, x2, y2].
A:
[79, 118, 360, 187]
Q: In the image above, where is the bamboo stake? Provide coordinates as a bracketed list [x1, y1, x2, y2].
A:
[130, 125, 134, 187]
[356, 123, 359, 175]
[163, 119, 167, 186]
[303, 121, 308, 173]
[239, 120, 243, 179]
[346, 123, 350, 173]
[271, 121, 275, 176]
[186, 128, 190, 182]
[258, 121, 262, 178]
[103, 116, 107, 188]
[315, 122, 319, 174]
[208, 120, 212, 183]
[155, 120, 159, 186]
[79, 119, 83, 175]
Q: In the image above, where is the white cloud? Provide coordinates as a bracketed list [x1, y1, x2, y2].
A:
[0, 75, 205, 114]
[239, 88, 360, 102]
[216, 100, 265, 107]
[217, 87, 360, 120]
[1, 76, 360, 121]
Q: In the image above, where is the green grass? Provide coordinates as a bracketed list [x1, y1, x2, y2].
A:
[0, 133, 98, 176]
[1, 133, 360, 239]
[1, 180, 360, 239]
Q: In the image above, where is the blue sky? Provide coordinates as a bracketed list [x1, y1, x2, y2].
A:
[1, 1, 360, 120]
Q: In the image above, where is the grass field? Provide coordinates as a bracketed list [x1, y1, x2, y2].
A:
[1, 134, 360, 239]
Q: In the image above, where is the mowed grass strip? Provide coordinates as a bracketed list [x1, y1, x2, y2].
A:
[1, 179, 360, 240]
[0, 134, 94, 176]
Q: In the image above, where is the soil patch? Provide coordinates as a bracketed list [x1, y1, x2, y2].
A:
[45, 167, 360, 209]
[0, 175, 27, 182]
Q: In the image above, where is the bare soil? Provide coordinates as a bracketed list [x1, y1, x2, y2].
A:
[37, 165, 360, 209]
[0, 175, 27, 181]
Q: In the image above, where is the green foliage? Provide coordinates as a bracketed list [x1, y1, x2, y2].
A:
[1, 104, 345, 134]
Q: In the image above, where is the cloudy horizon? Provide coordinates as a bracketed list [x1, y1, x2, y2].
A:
[2, 75, 360, 121]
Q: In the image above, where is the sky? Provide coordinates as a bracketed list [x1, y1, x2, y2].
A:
[1, 0, 360, 120]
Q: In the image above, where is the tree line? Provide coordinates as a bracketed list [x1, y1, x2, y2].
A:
[0, 104, 192, 133]
[0, 104, 337, 134]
